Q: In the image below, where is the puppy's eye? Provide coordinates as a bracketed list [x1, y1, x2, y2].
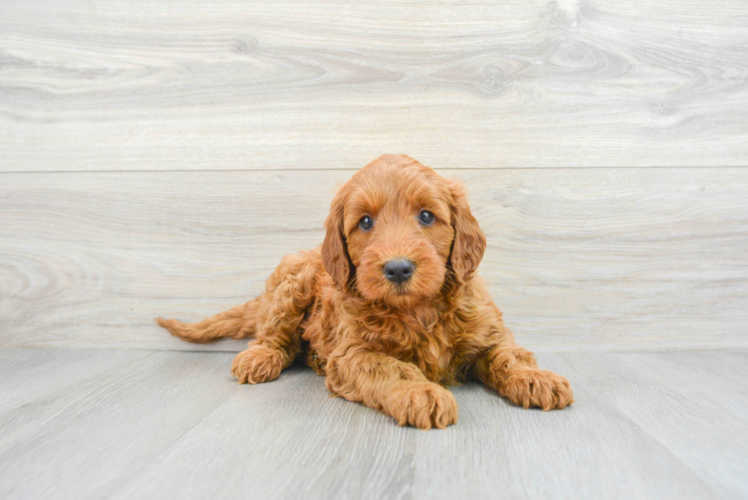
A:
[419, 210, 434, 226]
[359, 215, 373, 231]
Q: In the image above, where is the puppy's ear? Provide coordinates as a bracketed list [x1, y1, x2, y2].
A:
[448, 179, 486, 284]
[321, 191, 352, 287]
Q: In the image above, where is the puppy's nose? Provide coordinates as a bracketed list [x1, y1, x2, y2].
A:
[383, 258, 415, 284]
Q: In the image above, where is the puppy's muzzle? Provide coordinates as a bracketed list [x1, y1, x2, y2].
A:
[383, 258, 415, 284]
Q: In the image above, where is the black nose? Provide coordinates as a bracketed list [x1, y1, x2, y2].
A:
[383, 259, 415, 284]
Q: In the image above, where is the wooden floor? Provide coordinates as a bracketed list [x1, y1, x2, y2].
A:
[1, 348, 746, 500]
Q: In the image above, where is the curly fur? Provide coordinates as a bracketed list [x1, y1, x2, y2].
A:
[157, 154, 573, 429]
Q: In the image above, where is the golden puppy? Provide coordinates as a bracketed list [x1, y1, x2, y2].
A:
[158, 154, 573, 429]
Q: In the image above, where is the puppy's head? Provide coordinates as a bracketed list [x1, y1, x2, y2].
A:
[321, 154, 486, 308]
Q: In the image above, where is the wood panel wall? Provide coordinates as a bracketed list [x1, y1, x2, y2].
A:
[1, 0, 746, 351]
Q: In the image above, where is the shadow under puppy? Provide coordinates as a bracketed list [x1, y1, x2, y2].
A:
[158, 154, 573, 429]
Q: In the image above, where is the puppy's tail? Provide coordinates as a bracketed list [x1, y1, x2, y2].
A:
[156, 298, 259, 344]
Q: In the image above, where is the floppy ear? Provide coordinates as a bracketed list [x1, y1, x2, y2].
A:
[321, 191, 353, 287]
[448, 179, 486, 284]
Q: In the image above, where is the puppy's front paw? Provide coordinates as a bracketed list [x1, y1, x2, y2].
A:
[501, 368, 574, 411]
[387, 382, 458, 430]
[231, 344, 285, 384]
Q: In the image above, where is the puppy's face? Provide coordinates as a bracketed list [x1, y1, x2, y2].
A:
[322, 155, 486, 308]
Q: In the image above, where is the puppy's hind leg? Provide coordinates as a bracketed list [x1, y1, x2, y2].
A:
[232, 254, 318, 384]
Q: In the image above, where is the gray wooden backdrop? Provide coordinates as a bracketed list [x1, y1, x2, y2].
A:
[1, 0, 747, 352]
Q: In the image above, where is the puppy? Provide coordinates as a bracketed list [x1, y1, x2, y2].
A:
[158, 154, 573, 429]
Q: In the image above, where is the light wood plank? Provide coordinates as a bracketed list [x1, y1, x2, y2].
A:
[410, 353, 727, 500]
[3, 349, 745, 499]
[1, 168, 746, 351]
[0, 348, 145, 414]
[1, 0, 747, 172]
[108, 363, 416, 500]
[552, 352, 748, 497]
[0, 350, 240, 500]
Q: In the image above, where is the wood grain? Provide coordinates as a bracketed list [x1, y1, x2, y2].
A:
[0, 348, 144, 417]
[2, 348, 746, 499]
[1, 168, 746, 351]
[1, 0, 747, 171]
[0, 349, 240, 500]
[411, 352, 728, 500]
[555, 352, 748, 497]
[2, 0, 746, 496]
